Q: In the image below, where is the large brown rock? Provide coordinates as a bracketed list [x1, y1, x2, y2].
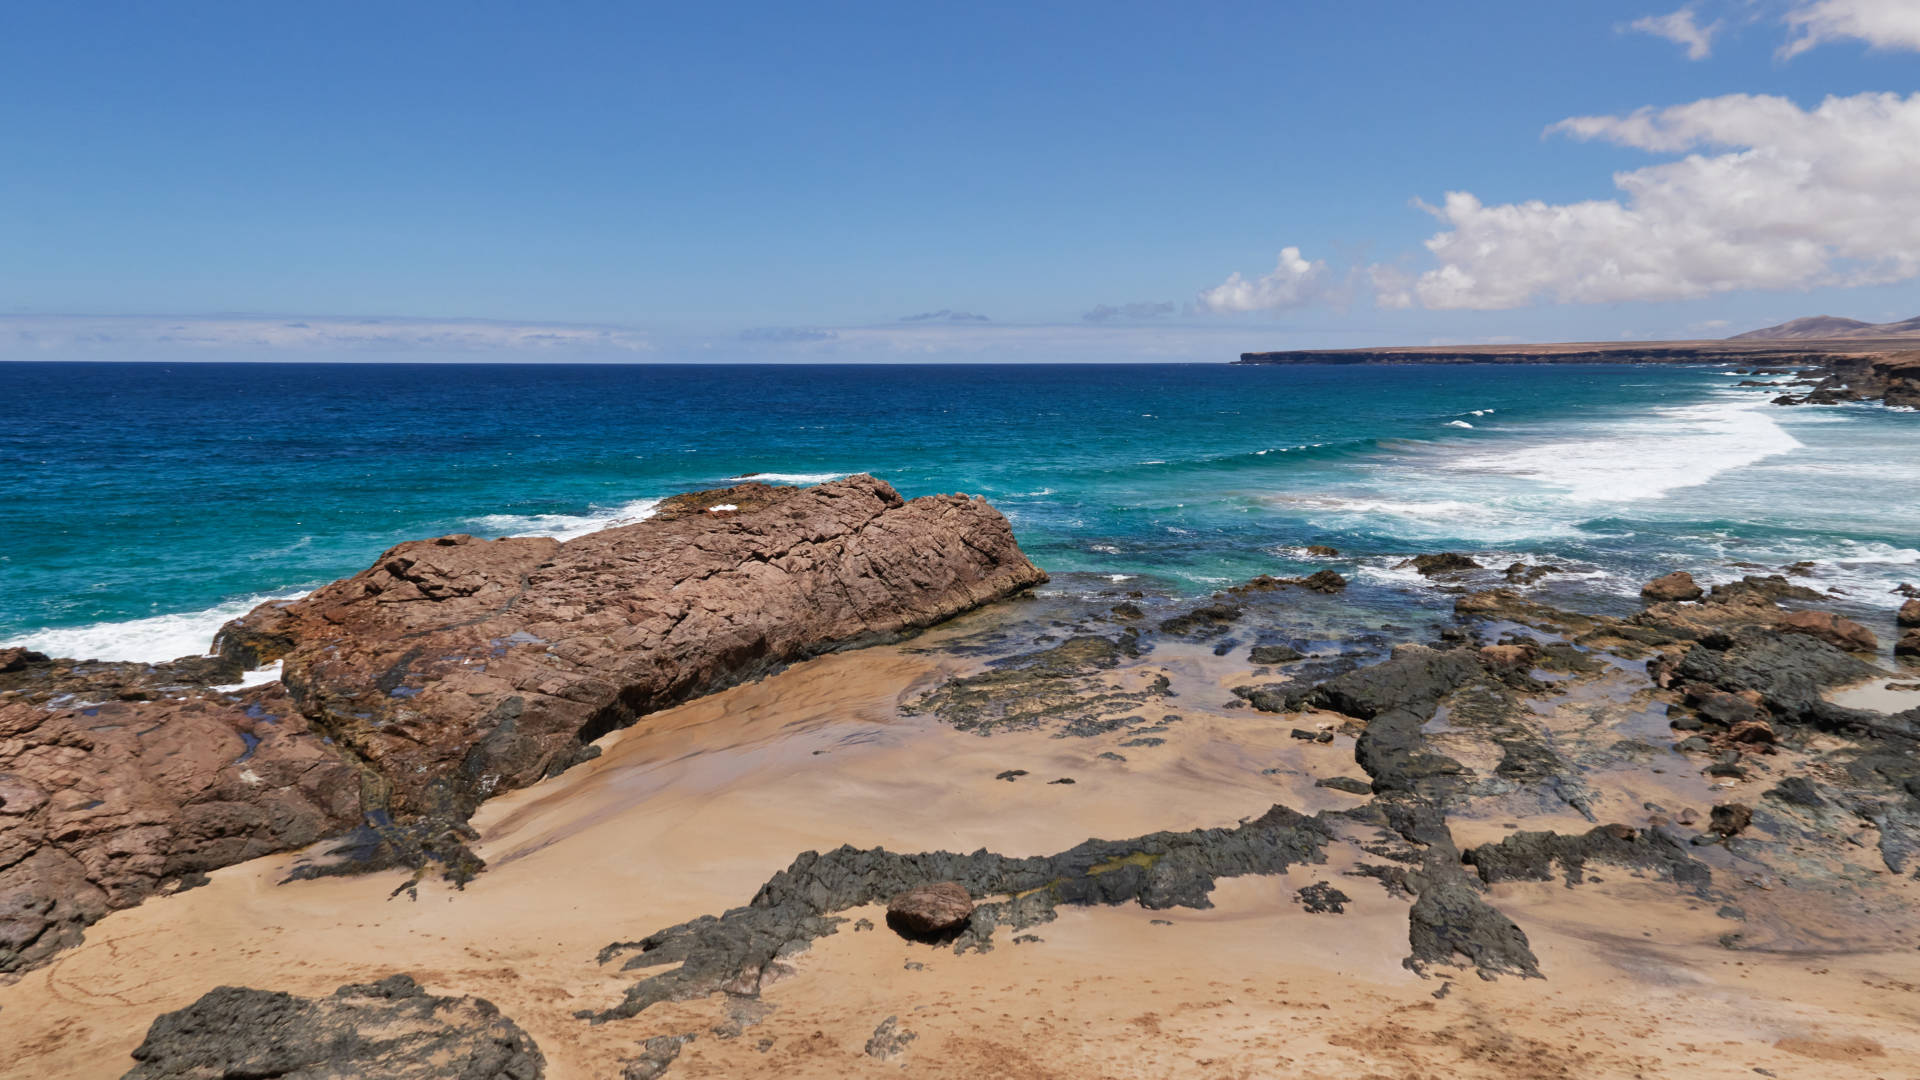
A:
[2, 475, 1042, 977]
[1899, 599, 1920, 628]
[219, 475, 1046, 816]
[0, 682, 361, 975]
[1778, 610, 1878, 653]
[1640, 571, 1704, 602]
[886, 880, 974, 937]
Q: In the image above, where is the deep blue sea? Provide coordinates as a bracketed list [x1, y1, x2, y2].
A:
[2, 361, 1915, 663]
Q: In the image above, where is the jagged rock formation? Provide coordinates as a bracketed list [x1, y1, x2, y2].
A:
[1, 476, 1045, 976]
[218, 475, 1046, 818]
[121, 974, 545, 1079]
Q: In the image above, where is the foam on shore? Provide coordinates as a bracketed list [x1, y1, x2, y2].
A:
[468, 496, 664, 541]
[1, 589, 311, 664]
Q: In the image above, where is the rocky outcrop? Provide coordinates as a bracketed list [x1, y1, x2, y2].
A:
[1778, 610, 1878, 653]
[1399, 553, 1481, 577]
[0, 680, 360, 976]
[121, 974, 544, 1080]
[2, 476, 1045, 976]
[584, 805, 1333, 1022]
[217, 475, 1046, 818]
[1641, 571, 1703, 602]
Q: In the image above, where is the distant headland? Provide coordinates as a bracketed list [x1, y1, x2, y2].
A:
[1236, 314, 1920, 409]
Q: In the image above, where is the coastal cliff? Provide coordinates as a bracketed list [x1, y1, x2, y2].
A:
[1235, 341, 1920, 410]
[0, 476, 1045, 976]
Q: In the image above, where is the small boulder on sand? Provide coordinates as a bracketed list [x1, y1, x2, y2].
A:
[1710, 803, 1753, 837]
[886, 882, 974, 938]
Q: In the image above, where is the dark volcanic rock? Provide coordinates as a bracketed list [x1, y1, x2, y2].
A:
[1899, 599, 1920, 628]
[1504, 562, 1561, 585]
[217, 475, 1045, 818]
[1296, 569, 1348, 593]
[1249, 644, 1305, 665]
[906, 633, 1161, 735]
[1399, 553, 1482, 577]
[863, 1016, 917, 1060]
[1230, 571, 1346, 595]
[1295, 881, 1350, 913]
[121, 974, 544, 1080]
[1462, 824, 1711, 891]
[1765, 776, 1826, 808]
[1158, 603, 1243, 638]
[1899, 629, 1920, 660]
[1641, 572, 1704, 603]
[1710, 803, 1753, 837]
[1315, 776, 1373, 795]
[623, 1034, 695, 1079]
[1305, 545, 1340, 557]
[584, 805, 1333, 1022]
[886, 881, 974, 938]
[1672, 630, 1880, 729]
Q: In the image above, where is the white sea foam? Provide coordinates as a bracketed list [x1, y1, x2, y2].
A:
[213, 660, 284, 693]
[729, 471, 852, 485]
[469, 497, 664, 541]
[1447, 420, 1474, 429]
[1442, 397, 1801, 504]
[2, 589, 310, 664]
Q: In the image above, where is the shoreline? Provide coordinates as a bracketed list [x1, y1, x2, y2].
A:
[5, 543, 1919, 1077]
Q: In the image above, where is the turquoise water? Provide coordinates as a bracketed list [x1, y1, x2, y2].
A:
[2, 361, 1915, 662]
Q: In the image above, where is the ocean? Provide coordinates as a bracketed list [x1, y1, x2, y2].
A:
[3, 360, 1915, 663]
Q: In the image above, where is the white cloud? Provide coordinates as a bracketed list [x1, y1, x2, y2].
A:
[1405, 91, 1920, 310]
[1784, 0, 1920, 57]
[1630, 7, 1720, 59]
[0, 315, 654, 354]
[1196, 246, 1330, 313]
[1367, 265, 1415, 310]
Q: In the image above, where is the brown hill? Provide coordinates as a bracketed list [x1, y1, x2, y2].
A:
[1731, 313, 1920, 341]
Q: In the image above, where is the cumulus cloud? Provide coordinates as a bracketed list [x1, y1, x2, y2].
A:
[1401, 91, 1920, 310]
[1197, 247, 1331, 313]
[1784, 0, 1920, 56]
[1629, 7, 1720, 58]
[0, 314, 654, 353]
[1082, 301, 1176, 323]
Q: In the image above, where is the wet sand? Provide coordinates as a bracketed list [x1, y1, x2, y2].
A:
[4, 609, 1917, 1080]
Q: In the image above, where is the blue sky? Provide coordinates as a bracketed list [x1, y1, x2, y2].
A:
[4, 1, 1920, 360]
